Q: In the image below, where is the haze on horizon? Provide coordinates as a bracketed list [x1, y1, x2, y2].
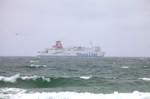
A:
[0, 0, 150, 57]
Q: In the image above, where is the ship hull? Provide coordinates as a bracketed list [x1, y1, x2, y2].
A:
[37, 54, 104, 58]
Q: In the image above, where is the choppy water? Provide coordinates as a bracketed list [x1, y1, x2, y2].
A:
[0, 57, 150, 99]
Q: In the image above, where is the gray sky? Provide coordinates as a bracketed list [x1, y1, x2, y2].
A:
[0, 0, 150, 57]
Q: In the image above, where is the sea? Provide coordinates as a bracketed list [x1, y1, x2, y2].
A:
[0, 56, 150, 99]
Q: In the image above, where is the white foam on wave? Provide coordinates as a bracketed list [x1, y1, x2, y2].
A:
[21, 76, 51, 82]
[1, 90, 150, 99]
[21, 75, 39, 80]
[0, 74, 20, 83]
[0, 88, 26, 94]
[29, 64, 47, 68]
[0, 74, 51, 83]
[80, 76, 92, 80]
[139, 78, 150, 81]
[120, 66, 129, 69]
[29, 60, 39, 63]
[0, 88, 27, 99]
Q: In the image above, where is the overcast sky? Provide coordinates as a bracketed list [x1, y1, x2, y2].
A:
[0, 0, 150, 57]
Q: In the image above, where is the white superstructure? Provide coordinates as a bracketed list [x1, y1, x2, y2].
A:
[38, 41, 105, 57]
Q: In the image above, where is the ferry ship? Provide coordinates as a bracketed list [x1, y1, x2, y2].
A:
[38, 41, 105, 57]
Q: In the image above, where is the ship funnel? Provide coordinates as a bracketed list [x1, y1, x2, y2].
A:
[55, 41, 63, 48]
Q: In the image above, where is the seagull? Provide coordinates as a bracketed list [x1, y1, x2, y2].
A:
[16, 33, 19, 36]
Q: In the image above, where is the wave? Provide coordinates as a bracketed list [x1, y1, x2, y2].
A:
[25, 64, 47, 68]
[1, 74, 150, 89]
[0, 88, 150, 99]
[0, 74, 20, 83]
[0, 74, 96, 88]
[29, 60, 39, 63]
[0, 74, 50, 82]
[29, 64, 47, 68]
[80, 76, 92, 80]
[120, 66, 129, 69]
[139, 78, 150, 81]
[0, 88, 26, 94]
